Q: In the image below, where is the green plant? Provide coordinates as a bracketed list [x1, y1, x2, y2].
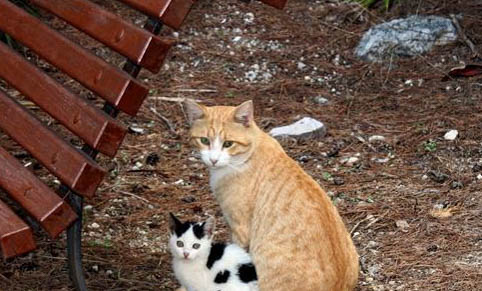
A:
[423, 140, 437, 152]
[352, 0, 393, 10]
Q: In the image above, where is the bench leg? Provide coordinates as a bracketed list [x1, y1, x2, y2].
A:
[64, 17, 163, 290]
[65, 188, 87, 291]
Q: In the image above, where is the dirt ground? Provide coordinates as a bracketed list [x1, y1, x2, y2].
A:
[0, 0, 481, 290]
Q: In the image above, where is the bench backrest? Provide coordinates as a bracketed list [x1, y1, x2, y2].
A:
[0, 0, 196, 259]
[0, 0, 287, 259]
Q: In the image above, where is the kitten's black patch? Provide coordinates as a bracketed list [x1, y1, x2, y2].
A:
[238, 263, 257, 283]
[206, 243, 226, 269]
[173, 221, 191, 238]
[192, 222, 205, 239]
[170, 214, 195, 238]
[214, 270, 230, 284]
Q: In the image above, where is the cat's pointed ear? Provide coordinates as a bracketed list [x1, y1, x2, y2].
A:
[204, 217, 216, 238]
[184, 98, 205, 125]
[234, 100, 254, 127]
[169, 212, 181, 234]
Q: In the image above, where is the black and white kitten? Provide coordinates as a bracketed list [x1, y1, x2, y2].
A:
[168, 213, 258, 291]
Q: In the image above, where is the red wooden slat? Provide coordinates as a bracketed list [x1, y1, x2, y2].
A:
[0, 200, 36, 259]
[31, 0, 174, 74]
[0, 42, 126, 158]
[0, 146, 78, 238]
[0, 89, 105, 198]
[0, 1, 148, 116]
[260, 0, 288, 9]
[117, 0, 194, 30]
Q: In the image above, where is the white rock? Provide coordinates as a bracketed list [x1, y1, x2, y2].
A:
[90, 222, 100, 229]
[395, 220, 409, 232]
[269, 117, 326, 139]
[297, 62, 307, 70]
[129, 126, 145, 134]
[477, 174, 482, 180]
[232, 36, 242, 43]
[444, 129, 458, 140]
[369, 135, 386, 142]
[244, 12, 254, 24]
[341, 156, 359, 166]
[313, 96, 329, 105]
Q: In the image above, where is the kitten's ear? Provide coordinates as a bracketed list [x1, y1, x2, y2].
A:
[169, 212, 181, 234]
[234, 100, 254, 127]
[184, 98, 205, 125]
[204, 217, 216, 238]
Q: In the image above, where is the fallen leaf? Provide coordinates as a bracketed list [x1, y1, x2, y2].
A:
[442, 64, 482, 81]
[430, 206, 459, 218]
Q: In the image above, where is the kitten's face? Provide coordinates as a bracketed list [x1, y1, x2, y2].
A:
[184, 100, 257, 170]
[169, 214, 214, 261]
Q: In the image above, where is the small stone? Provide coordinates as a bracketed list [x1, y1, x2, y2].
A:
[395, 220, 409, 232]
[128, 126, 145, 134]
[84, 205, 93, 212]
[444, 129, 458, 140]
[367, 240, 379, 249]
[92, 265, 99, 272]
[132, 161, 143, 170]
[341, 156, 359, 167]
[313, 96, 329, 105]
[428, 170, 449, 183]
[333, 177, 345, 185]
[269, 117, 326, 139]
[244, 12, 254, 24]
[106, 270, 113, 276]
[477, 174, 482, 180]
[450, 181, 463, 189]
[297, 62, 307, 70]
[90, 222, 100, 229]
[368, 135, 386, 142]
[232, 36, 242, 43]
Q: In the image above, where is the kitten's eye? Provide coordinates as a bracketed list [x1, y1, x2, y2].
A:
[200, 137, 210, 146]
[192, 243, 201, 249]
[223, 141, 233, 148]
[176, 241, 184, 248]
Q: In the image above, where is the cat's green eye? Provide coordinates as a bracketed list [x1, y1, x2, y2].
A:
[200, 137, 210, 146]
[192, 243, 201, 249]
[223, 141, 233, 148]
[176, 241, 184, 248]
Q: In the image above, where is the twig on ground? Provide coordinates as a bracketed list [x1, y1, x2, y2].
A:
[450, 14, 479, 59]
[149, 97, 202, 103]
[174, 89, 217, 93]
[118, 190, 150, 204]
[149, 107, 178, 137]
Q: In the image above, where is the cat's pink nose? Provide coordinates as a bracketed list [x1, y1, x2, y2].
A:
[183, 252, 189, 259]
[210, 158, 218, 165]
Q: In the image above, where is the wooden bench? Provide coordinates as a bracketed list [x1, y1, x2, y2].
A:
[0, 0, 287, 289]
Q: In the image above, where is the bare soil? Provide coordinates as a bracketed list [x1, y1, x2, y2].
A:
[0, 0, 481, 290]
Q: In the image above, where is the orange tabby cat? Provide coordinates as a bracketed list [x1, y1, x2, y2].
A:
[184, 99, 359, 291]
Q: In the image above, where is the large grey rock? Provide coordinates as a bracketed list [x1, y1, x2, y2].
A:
[355, 15, 457, 62]
[269, 117, 326, 138]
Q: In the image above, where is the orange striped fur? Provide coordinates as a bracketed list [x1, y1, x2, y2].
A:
[185, 99, 359, 291]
